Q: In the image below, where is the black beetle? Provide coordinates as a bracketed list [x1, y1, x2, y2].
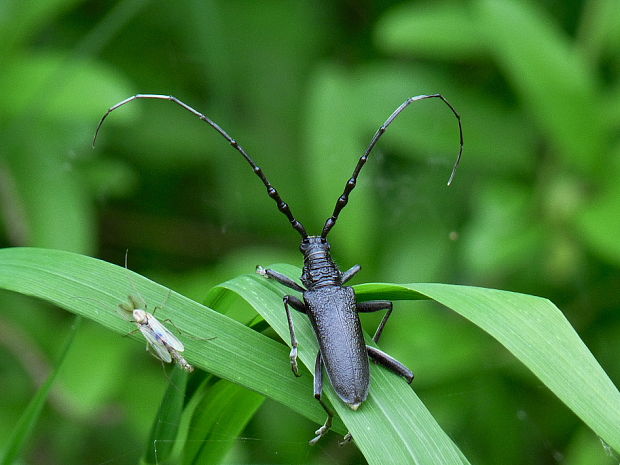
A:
[94, 93, 463, 444]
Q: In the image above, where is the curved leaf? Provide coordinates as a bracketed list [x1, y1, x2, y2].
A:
[214, 264, 469, 465]
[8, 248, 614, 461]
[355, 282, 620, 453]
[1, 316, 81, 465]
[0, 248, 469, 465]
[476, 0, 604, 172]
[376, 3, 484, 59]
[141, 367, 189, 465]
[182, 378, 264, 465]
[0, 247, 326, 428]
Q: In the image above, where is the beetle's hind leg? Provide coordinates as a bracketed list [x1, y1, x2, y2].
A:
[367, 346, 414, 383]
[357, 300, 414, 381]
[309, 351, 334, 445]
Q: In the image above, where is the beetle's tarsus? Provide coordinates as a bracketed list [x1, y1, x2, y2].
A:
[290, 346, 300, 376]
[339, 433, 353, 446]
[309, 416, 332, 445]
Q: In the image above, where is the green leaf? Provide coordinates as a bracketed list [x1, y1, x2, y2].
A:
[354, 282, 620, 453]
[0, 53, 135, 123]
[343, 62, 537, 176]
[1, 52, 135, 253]
[57, 321, 134, 416]
[6, 248, 615, 461]
[0, 247, 326, 430]
[5, 132, 96, 253]
[214, 264, 469, 465]
[576, 0, 620, 64]
[0, 0, 83, 56]
[476, 0, 604, 172]
[303, 64, 374, 260]
[574, 179, 620, 265]
[141, 367, 189, 465]
[182, 378, 264, 465]
[376, 3, 484, 59]
[563, 426, 619, 465]
[1, 315, 81, 465]
[462, 181, 544, 277]
[0, 247, 469, 465]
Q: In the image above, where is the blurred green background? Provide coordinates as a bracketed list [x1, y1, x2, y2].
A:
[1, 0, 619, 463]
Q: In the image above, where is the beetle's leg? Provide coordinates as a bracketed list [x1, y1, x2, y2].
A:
[257, 267, 307, 376]
[356, 300, 393, 342]
[309, 351, 334, 445]
[256, 266, 306, 292]
[341, 264, 361, 284]
[283, 295, 306, 377]
[339, 433, 353, 446]
[366, 346, 414, 383]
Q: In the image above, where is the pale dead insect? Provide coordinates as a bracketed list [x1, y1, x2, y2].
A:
[119, 295, 194, 373]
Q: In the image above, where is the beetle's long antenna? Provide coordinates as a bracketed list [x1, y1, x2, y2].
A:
[94, 94, 308, 239]
[321, 94, 463, 238]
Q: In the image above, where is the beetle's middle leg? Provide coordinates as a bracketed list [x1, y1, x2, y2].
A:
[309, 351, 334, 445]
[356, 300, 393, 342]
[283, 295, 306, 377]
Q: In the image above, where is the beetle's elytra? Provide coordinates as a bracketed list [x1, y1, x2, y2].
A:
[95, 93, 463, 444]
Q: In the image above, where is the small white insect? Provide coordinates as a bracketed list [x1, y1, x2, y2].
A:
[119, 295, 194, 372]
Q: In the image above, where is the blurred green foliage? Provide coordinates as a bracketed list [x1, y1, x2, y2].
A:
[1, 0, 619, 464]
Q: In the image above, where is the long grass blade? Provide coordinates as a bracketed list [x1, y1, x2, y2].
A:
[0, 315, 81, 465]
[142, 366, 189, 465]
[355, 281, 620, 453]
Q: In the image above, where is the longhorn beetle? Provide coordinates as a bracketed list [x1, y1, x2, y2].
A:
[94, 93, 463, 444]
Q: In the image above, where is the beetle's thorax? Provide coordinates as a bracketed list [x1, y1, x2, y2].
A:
[300, 236, 341, 289]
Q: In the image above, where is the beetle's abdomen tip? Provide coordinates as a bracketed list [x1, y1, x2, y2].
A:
[348, 401, 362, 411]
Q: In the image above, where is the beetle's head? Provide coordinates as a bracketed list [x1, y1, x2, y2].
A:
[299, 235, 330, 256]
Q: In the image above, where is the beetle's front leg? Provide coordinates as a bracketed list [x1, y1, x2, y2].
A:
[256, 266, 306, 292]
[283, 295, 306, 377]
[341, 264, 361, 284]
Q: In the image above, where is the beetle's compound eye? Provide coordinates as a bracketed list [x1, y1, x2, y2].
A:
[299, 238, 309, 252]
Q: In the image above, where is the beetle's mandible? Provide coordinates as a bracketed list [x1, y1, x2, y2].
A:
[94, 93, 463, 444]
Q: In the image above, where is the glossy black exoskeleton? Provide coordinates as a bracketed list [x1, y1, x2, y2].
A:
[94, 93, 463, 444]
